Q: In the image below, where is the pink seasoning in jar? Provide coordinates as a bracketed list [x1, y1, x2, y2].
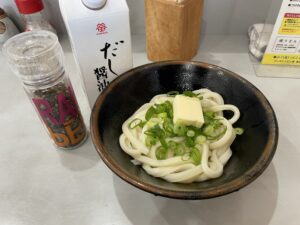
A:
[30, 78, 87, 148]
[3, 30, 87, 149]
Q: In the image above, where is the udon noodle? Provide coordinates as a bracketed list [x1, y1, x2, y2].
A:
[119, 88, 242, 183]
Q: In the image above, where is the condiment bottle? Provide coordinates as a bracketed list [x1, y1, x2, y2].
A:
[59, 0, 133, 107]
[145, 0, 203, 61]
[3, 30, 87, 149]
[0, 8, 19, 46]
[15, 0, 56, 33]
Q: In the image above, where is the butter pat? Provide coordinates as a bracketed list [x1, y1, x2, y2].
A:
[173, 95, 204, 128]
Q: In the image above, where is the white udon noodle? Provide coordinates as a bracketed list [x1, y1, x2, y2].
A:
[119, 88, 240, 183]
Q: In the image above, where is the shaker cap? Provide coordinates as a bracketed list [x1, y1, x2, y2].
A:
[15, 0, 44, 14]
[2, 30, 63, 86]
[82, 0, 107, 9]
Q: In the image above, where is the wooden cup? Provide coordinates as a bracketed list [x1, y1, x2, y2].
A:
[145, 0, 204, 61]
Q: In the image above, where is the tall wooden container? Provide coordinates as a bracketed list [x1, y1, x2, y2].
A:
[145, 0, 203, 61]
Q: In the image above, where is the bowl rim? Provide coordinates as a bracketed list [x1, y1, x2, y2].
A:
[90, 60, 279, 199]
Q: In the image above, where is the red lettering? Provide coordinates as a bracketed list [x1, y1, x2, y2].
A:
[57, 93, 78, 124]
[32, 98, 59, 125]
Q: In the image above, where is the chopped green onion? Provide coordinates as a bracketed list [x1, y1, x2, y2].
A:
[159, 136, 168, 148]
[139, 121, 147, 128]
[154, 104, 165, 114]
[204, 111, 215, 118]
[164, 100, 172, 108]
[145, 101, 173, 121]
[187, 130, 195, 137]
[128, 118, 143, 129]
[198, 96, 204, 100]
[191, 147, 201, 165]
[167, 91, 179, 97]
[144, 124, 164, 137]
[144, 130, 153, 136]
[195, 135, 206, 144]
[175, 148, 185, 156]
[174, 124, 187, 136]
[145, 136, 158, 147]
[156, 146, 168, 160]
[144, 124, 168, 148]
[167, 109, 173, 119]
[203, 125, 214, 136]
[145, 106, 156, 121]
[174, 143, 186, 156]
[163, 119, 174, 134]
[211, 119, 222, 129]
[207, 127, 227, 140]
[185, 136, 195, 147]
[168, 140, 177, 149]
[203, 111, 216, 123]
[181, 152, 191, 161]
[158, 112, 168, 119]
[146, 120, 157, 128]
[183, 90, 198, 97]
[235, 127, 244, 135]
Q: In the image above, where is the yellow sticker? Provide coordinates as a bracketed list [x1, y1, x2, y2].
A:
[262, 53, 300, 65]
[279, 13, 300, 35]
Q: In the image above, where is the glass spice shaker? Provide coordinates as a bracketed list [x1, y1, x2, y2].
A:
[3, 30, 87, 149]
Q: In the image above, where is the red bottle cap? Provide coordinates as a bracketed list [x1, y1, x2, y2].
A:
[15, 0, 44, 14]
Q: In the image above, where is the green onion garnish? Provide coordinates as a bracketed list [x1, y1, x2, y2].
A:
[185, 136, 195, 147]
[174, 124, 187, 136]
[195, 135, 206, 144]
[183, 90, 198, 97]
[145, 136, 158, 147]
[145, 106, 156, 121]
[175, 147, 185, 156]
[167, 91, 179, 97]
[163, 119, 174, 134]
[203, 111, 216, 123]
[235, 127, 244, 135]
[187, 130, 195, 137]
[191, 147, 201, 165]
[128, 118, 143, 129]
[156, 146, 168, 160]
[168, 140, 177, 149]
[144, 124, 163, 137]
[158, 112, 168, 119]
[159, 136, 168, 148]
[144, 124, 168, 148]
[145, 101, 173, 121]
[203, 125, 214, 136]
[173, 143, 186, 156]
[154, 104, 165, 114]
[181, 152, 191, 161]
[164, 100, 173, 116]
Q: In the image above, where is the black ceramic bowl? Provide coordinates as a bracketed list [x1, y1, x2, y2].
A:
[90, 61, 278, 199]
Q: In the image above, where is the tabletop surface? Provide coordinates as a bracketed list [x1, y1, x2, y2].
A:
[0, 34, 299, 225]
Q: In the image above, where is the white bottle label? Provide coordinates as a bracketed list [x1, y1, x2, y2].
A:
[60, 0, 133, 107]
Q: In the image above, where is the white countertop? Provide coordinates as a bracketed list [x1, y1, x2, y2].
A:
[1, 34, 300, 225]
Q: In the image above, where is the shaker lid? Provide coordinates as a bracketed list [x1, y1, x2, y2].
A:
[15, 0, 44, 14]
[81, 0, 107, 10]
[2, 30, 63, 85]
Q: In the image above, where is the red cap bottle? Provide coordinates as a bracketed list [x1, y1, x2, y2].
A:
[15, 0, 44, 14]
[14, 0, 56, 33]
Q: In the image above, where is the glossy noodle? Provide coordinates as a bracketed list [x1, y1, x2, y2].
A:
[119, 88, 242, 183]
